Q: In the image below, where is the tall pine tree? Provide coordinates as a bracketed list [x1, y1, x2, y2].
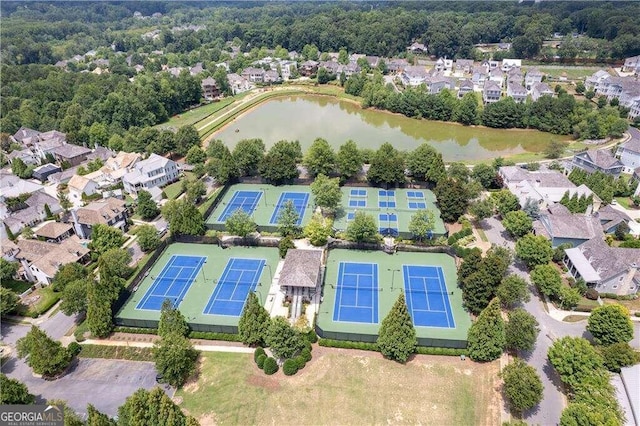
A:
[467, 298, 506, 362]
[377, 292, 417, 363]
[158, 299, 189, 338]
[238, 292, 271, 347]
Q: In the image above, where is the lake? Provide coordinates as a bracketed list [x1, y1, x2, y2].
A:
[213, 95, 567, 162]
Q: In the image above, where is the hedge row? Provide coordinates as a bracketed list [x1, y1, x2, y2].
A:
[599, 293, 638, 301]
[188, 331, 242, 342]
[113, 327, 158, 335]
[447, 227, 472, 245]
[415, 347, 467, 356]
[318, 339, 379, 352]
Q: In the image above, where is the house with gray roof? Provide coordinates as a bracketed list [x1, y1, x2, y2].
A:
[47, 166, 80, 185]
[531, 82, 554, 101]
[533, 209, 602, 248]
[123, 153, 179, 196]
[454, 59, 474, 75]
[570, 149, 624, 178]
[623, 55, 640, 75]
[457, 79, 474, 98]
[524, 68, 543, 90]
[34, 222, 74, 243]
[32, 164, 62, 182]
[616, 128, 640, 173]
[483, 80, 502, 104]
[7, 149, 39, 166]
[53, 144, 91, 167]
[564, 237, 640, 296]
[386, 58, 409, 74]
[401, 66, 429, 87]
[507, 82, 528, 103]
[596, 205, 633, 234]
[11, 127, 41, 144]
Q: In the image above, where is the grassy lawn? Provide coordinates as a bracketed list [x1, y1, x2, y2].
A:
[163, 180, 184, 200]
[576, 297, 600, 312]
[1, 279, 33, 294]
[79, 344, 154, 362]
[563, 315, 589, 323]
[156, 98, 236, 130]
[536, 67, 604, 80]
[177, 350, 500, 426]
[614, 197, 634, 209]
[17, 286, 60, 318]
[197, 187, 221, 215]
[603, 297, 640, 313]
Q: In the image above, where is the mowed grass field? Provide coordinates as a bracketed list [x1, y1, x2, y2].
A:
[177, 349, 501, 426]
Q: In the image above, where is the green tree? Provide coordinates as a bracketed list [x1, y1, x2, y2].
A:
[377, 292, 417, 363]
[548, 337, 604, 388]
[530, 264, 562, 298]
[557, 286, 581, 310]
[260, 140, 300, 184]
[502, 210, 533, 238]
[88, 224, 126, 260]
[118, 387, 198, 426]
[225, 209, 257, 238]
[86, 404, 116, 426]
[11, 157, 33, 179]
[184, 179, 206, 204]
[505, 308, 540, 352]
[303, 138, 336, 177]
[467, 298, 506, 362]
[277, 200, 300, 238]
[185, 146, 206, 165]
[491, 190, 520, 217]
[336, 140, 363, 180]
[86, 284, 113, 338]
[136, 224, 161, 252]
[99, 248, 133, 281]
[304, 212, 333, 246]
[136, 190, 159, 220]
[587, 305, 634, 346]
[472, 163, 497, 189]
[51, 262, 87, 291]
[545, 140, 568, 159]
[406, 143, 446, 184]
[0, 258, 19, 282]
[501, 359, 544, 414]
[469, 199, 494, 221]
[161, 199, 205, 236]
[367, 143, 406, 186]
[310, 174, 342, 213]
[158, 299, 189, 338]
[153, 332, 198, 387]
[496, 275, 530, 309]
[60, 278, 92, 316]
[265, 316, 306, 359]
[408, 209, 435, 242]
[174, 125, 200, 156]
[16, 326, 72, 376]
[560, 403, 620, 426]
[599, 342, 640, 373]
[345, 211, 379, 243]
[0, 287, 19, 316]
[232, 138, 265, 177]
[434, 178, 469, 223]
[238, 292, 271, 347]
[0, 374, 35, 404]
[515, 234, 554, 268]
[454, 92, 480, 125]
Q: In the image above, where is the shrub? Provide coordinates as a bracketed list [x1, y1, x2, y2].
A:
[415, 347, 468, 356]
[447, 227, 472, 245]
[599, 343, 640, 373]
[256, 354, 267, 369]
[188, 331, 242, 342]
[278, 237, 295, 258]
[254, 347, 266, 363]
[294, 355, 307, 370]
[114, 327, 158, 335]
[300, 348, 312, 362]
[585, 288, 599, 300]
[283, 359, 299, 376]
[263, 357, 278, 375]
[305, 329, 318, 343]
[67, 342, 82, 356]
[318, 339, 379, 351]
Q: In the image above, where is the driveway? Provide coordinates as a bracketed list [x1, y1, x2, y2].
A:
[2, 320, 169, 417]
[481, 216, 588, 425]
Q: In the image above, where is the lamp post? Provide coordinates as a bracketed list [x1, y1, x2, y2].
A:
[201, 259, 207, 281]
[262, 263, 273, 281]
[388, 268, 400, 291]
[260, 187, 268, 207]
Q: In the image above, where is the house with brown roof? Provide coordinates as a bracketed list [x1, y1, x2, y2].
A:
[14, 235, 90, 284]
[278, 249, 323, 317]
[53, 144, 92, 167]
[564, 237, 640, 296]
[68, 174, 99, 202]
[34, 221, 74, 243]
[201, 77, 221, 101]
[70, 197, 129, 239]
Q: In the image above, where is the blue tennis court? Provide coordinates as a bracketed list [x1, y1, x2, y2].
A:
[348, 189, 367, 208]
[407, 191, 427, 209]
[378, 190, 396, 208]
[217, 190, 262, 221]
[203, 258, 266, 316]
[269, 192, 309, 225]
[136, 255, 206, 311]
[402, 265, 455, 328]
[379, 213, 399, 236]
[333, 262, 379, 324]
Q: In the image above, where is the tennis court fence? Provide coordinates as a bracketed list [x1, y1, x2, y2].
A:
[315, 326, 467, 349]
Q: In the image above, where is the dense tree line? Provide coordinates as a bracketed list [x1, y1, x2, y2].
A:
[2, 2, 639, 66]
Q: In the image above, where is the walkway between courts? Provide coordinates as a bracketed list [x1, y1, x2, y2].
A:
[79, 333, 254, 353]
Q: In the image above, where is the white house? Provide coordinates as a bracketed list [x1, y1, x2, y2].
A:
[616, 129, 640, 173]
[123, 153, 179, 196]
[14, 236, 90, 285]
[401, 66, 429, 86]
[531, 82, 555, 101]
[525, 68, 544, 90]
[501, 59, 522, 72]
[507, 82, 528, 103]
[67, 175, 99, 202]
[483, 81, 502, 104]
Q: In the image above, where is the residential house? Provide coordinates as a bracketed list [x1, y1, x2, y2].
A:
[14, 236, 90, 285]
[454, 59, 474, 75]
[457, 80, 474, 98]
[564, 237, 640, 296]
[630, 99, 640, 120]
[488, 68, 505, 87]
[427, 76, 455, 95]
[501, 59, 522, 72]
[472, 66, 488, 87]
[365, 56, 380, 68]
[596, 205, 633, 235]
[531, 82, 555, 101]
[319, 61, 341, 75]
[278, 249, 322, 303]
[525, 68, 544, 90]
[0, 173, 44, 202]
[32, 164, 62, 182]
[386, 58, 409, 74]
[299, 60, 319, 76]
[24, 192, 62, 218]
[401, 66, 429, 87]
[483, 81, 502, 104]
[34, 222, 74, 243]
[32, 131, 67, 160]
[499, 165, 600, 211]
[70, 197, 129, 239]
[67, 175, 99, 202]
[201, 77, 221, 101]
[86, 146, 115, 163]
[241, 67, 265, 83]
[344, 61, 361, 77]
[616, 129, 640, 173]
[7, 149, 39, 167]
[189, 62, 204, 76]
[47, 166, 80, 185]
[533, 205, 602, 248]
[264, 69, 281, 83]
[585, 70, 612, 92]
[570, 149, 624, 178]
[123, 153, 179, 196]
[506, 67, 524, 87]
[11, 127, 41, 145]
[482, 60, 500, 71]
[507, 82, 528, 103]
[622, 55, 640, 74]
[52, 144, 91, 167]
[407, 42, 427, 54]
[227, 73, 252, 95]
[434, 58, 453, 73]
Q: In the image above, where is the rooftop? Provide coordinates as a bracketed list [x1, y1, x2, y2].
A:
[52, 144, 92, 159]
[278, 249, 323, 288]
[34, 222, 73, 239]
[75, 197, 127, 226]
[15, 235, 89, 277]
